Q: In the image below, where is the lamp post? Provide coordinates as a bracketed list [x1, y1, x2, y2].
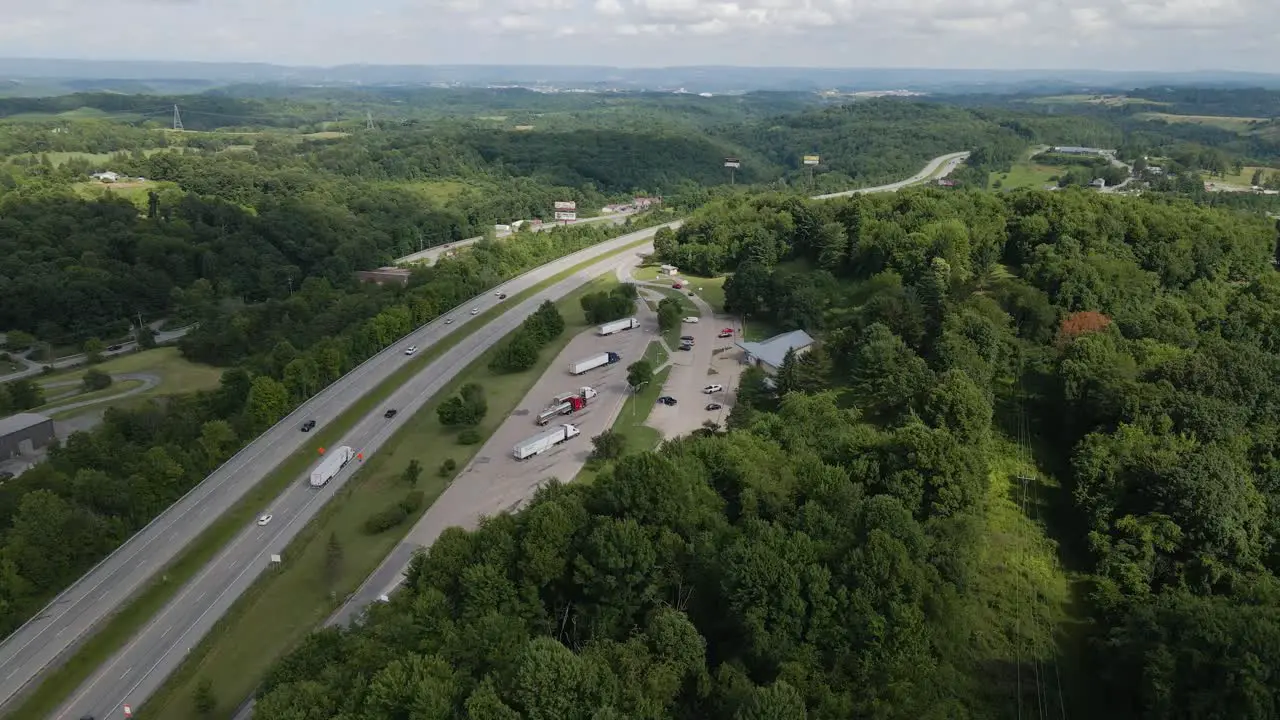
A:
[631, 381, 648, 421]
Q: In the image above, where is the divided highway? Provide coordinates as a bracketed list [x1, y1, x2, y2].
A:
[5, 152, 966, 720]
[0, 219, 677, 718]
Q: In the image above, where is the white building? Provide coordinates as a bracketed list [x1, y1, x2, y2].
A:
[90, 171, 119, 183]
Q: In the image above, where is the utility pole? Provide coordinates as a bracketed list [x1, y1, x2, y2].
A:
[172, 105, 183, 131]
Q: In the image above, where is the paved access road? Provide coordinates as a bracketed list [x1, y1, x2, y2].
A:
[811, 150, 970, 199]
[0, 220, 677, 718]
[0, 324, 195, 384]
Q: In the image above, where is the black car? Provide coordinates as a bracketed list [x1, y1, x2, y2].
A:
[384, 409, 398, 419]
[678, 343, 692, 351]
[706, 402, 722, 411]
[301, 420, 316, 432]
[658, 396, 677, 406]
[107, 344, 122, 351]
[680, 335, 695, 342]
[498, 293, 508, 299]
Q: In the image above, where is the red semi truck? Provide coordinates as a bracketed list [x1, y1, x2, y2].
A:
[536, 395, 587, 425]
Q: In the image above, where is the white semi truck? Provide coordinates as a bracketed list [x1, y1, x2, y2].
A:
[597, 317, 639, 336]
[513, 424, 580, 460]
[568, 351, 620, 375]
[552, 386, 598, 405]
[309, 446, 355, 487]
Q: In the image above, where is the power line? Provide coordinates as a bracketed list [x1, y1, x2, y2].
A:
[172, 104, 183, 131]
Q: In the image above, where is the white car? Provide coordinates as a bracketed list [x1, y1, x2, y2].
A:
[404, 345, 418, 355]
[444, 317, 453, 324]
[703, 384, 723, 394]
[683, 316, 699, 323]
[257, 514, 273, 526]
[470, 308, 480, 315]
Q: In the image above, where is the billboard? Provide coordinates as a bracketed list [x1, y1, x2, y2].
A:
[723, 157, 740, 168]
[554, 211, 577, 221]
[803, 154, 820, 165]
[553, 201, 576, 210]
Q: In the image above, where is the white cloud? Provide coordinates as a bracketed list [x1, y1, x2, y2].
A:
[0, 0, 1278, 70]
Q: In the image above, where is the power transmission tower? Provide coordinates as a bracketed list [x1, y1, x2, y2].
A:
[366, 111, 375, 130]
[172, 104, 184, 131]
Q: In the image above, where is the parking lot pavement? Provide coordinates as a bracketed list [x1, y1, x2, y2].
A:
[401, 309, 657, 549]
[645, 311, 743, 439]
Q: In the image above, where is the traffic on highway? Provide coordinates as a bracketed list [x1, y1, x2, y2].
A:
[5, 153, 966, 720]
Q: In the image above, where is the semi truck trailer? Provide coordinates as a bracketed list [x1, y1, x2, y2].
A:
[597, 317, 639, 336]
[552, 386, 598, 404]
[568, 351, 620, 375]
[310, 445, 355, 487]
[513, 423, 580, 460]
[536, 395, 587, 425]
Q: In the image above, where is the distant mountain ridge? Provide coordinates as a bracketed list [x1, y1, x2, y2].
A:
[2, 58, 1280, 95]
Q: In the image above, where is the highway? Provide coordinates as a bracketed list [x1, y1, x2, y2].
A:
[394, 211, 637, 266]
[0, 219, 676, 718]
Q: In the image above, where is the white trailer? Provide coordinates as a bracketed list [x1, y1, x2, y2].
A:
[513, 424, 580, 460]
[568, 351, 620, 375]
[597, 317, 639, 336]
[309, 446, 355, 487]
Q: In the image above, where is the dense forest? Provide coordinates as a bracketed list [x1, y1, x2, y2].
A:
[253, 186, 1280, 718]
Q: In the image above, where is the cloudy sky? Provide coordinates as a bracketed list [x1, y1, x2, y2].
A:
[0, 0, 1272, 70]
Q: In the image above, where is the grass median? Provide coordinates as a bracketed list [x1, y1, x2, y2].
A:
[7, 235, 652, 720]
[139, 274, 620, 720]
[576, 341, 670, 485]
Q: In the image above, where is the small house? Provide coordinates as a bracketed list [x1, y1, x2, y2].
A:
[735, 330, 815, 375]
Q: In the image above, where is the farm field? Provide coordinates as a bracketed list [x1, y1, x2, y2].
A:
[1135, 112, 1269, 132]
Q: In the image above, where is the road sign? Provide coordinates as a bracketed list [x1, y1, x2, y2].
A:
[803, 154, 820, 165]
[723, 157, 740, 168]
[553, 201, 576, 210]
[554, 211, 577, 221]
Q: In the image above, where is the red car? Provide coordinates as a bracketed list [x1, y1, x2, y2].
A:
[718, 328, 734, 338]
[672, 282, 684, 289]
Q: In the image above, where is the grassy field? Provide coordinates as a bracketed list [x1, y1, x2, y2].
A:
[1200, 164, 1277, 186]
[1136, 112, 1268, 133]
[8, 147, 164, 166]
[988, 148, 1079, 191]
[632, 266, 728, 312]
[10, 234, 657, 720]
[73, 179, 177, 207]
[38, 346, 224, 406]
[38, 380, 146, 413]
[140, 275, 621, 720]
[576, 341, 671, 485]
[396, 179, 474, 203]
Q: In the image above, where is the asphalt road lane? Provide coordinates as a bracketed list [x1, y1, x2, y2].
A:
[0, 219, 677, 716]
[53, 239, 666, 720]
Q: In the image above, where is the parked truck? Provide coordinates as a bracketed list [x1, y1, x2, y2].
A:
[537, 395, 587, 425]
[552, 386, 598, 405]
[597, 317, 639, 336]
[309, 445, 355, 487]
[513, 424, 580, 460]
[568, 351, 620, 375]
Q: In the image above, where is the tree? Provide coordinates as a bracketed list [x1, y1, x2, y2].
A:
[657, 298, 682, 334]
[489, 331, 539, 373]
[136, 323, 157, 350]
[438, 383, 487, 426]
[81, 368, 112, 392]
[401, 459, 423, 486]
[245, 375, 290, 431]
[626, 359, 654, 389]
[1057, 310, 1112, 348]
[82, 337, 104, 364]
[591, 429, 627, 461]
[4, 330, 35, 352]
[193, 677, 217, 717]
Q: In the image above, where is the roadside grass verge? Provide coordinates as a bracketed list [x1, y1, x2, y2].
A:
[139, 275, 619, 720]
[576, 342, 670, 485]
[633, 266, 728, 313]
[35, 380, 146, 413]
[7, 236, 652, 720]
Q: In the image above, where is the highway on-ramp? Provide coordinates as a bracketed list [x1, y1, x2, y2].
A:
[0, 218, 675, 718]
[51, 231, 672, 720]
